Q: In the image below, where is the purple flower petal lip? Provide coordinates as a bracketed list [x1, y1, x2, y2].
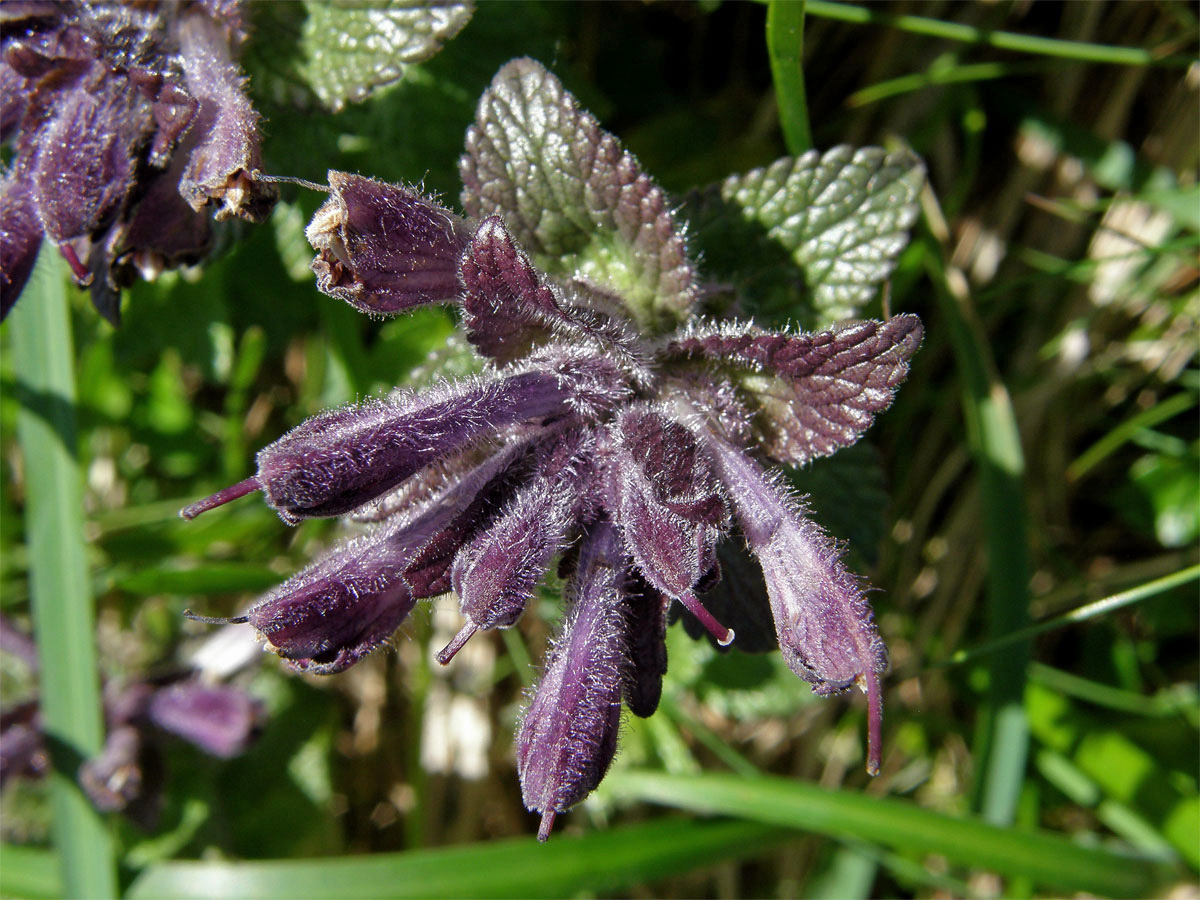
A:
[0, 171, 43, 318]
[669, 315, 923, 466]
[307, 170, 470, 316]
[145, 680, 261, 758]
[179, 369, 574, 523]
[704, 431, 887, 774]
[517, 518, 628, 841]
[175, 8, 276, 223]
[439, 429, 593, 663]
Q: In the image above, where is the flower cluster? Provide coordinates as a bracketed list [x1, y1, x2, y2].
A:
[0, 0, 276, 322]
[182, 58, 922, 840]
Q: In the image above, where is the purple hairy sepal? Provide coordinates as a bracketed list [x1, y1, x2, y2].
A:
[0, 172, 42, 316]
[609, 407, 733, 646]
[181, 370, 573, 523]
[307, 171, 470, 315]
[705, 432, 887, 774]
[517, 519, 628, 841]
[440, 431, 592, 663]
[236, 446, 520, 673]
[623, 573, 670, 718]
[145, 680, 262, 759]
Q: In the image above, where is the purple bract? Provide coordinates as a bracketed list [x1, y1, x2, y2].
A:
[182, 57, 924, 840]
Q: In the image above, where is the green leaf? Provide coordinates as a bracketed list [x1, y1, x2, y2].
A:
[459, 58, 699, 333]
[0, 845, 61, 900]
[719, 146, 924, 325]
[125, 818, 785, 899]
[246, 1, 474, 112]
[604, 770, 1181, 896]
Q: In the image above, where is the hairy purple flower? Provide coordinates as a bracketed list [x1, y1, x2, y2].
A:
[0, 0, 275, 323]
[182, 58, 924, 838]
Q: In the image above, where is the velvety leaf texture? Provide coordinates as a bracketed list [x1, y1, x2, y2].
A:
[247, 0, 473, 111]
[670, 314, 923, 466]
[460, 57, 698, 333]
[721, 146, 924, 324]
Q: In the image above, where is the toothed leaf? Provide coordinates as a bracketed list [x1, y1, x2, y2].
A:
[245, 0, 473, 112]
[460, 57, 698, 333]
[670, 315, 923, 466]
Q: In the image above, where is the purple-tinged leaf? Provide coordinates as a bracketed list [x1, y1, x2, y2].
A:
[720, 146, 924, 325]
[176, 9, 276, 222]
[704, 432, 887, 775]
[0, 171, 42, 318]
[460, 57, 698, 333]
[307, 171, 469, 316]
[670, 314, 923, 466]
[145, 681, 262, 759]
[440, 429, 594, 662]
[609, 408, 733, 646]
[181, 369, 573, 523]
[517, 518, 628, 841]
[623, 573, 670, 718]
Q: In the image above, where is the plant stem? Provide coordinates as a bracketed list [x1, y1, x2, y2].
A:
[11, 248, 118, 899]
[767, 0, 813, 155]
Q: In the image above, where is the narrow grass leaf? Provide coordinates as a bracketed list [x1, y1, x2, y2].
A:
[766, 0, 812, 154]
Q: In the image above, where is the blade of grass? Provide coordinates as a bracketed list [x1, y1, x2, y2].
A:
[767, 0, 812, 154]
[936, 564, 1200, 669]
[125, 818, 786, 899]
[921, 192, 1031, 829]
[1029, 661, 1197, 717]
[605, 770, 1180, 896]
[0, 844, 62, 900]
[802, 0, 1190, 67]
[1068, 391, 1196, 481]
[847, 59, 1051, 108]
[10, 249, 117, 898]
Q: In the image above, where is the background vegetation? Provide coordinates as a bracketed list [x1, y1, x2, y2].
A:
[2, 1, 1197, 897]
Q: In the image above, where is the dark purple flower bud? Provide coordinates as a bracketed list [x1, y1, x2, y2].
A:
[222, 443, 522, 674]
[78, 724, 144, 814]
[180, 370, 574, 523]
[705, 432, 887, 775]
[145, 680, 262, 759]
[307, 170, 470, 315]
[439, 430, 593, 663]
[517, 518, 628, 841]
[609, 408, 732, 646]
[669, 315, 923, 465]
[623, 573, 670, 718]
[0, 702, 46, 786]
[175, 9, 275, 222]
[0, 172, 42, 317]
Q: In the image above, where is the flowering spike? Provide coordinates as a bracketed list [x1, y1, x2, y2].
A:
[307, 171, 469, 315]
[180, 476, 261, 520]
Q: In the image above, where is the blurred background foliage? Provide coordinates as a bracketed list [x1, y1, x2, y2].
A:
[1, 1, 1197, 897]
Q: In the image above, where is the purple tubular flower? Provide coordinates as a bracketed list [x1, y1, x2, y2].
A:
[623, 573, 670, 718]
[704, 431, 888, 775]
[307, 171, 471, 315]
[517, 518, 628, 842]
[175, 8, 275, 222]
[181, 369, 574, 523]
[145, 680, 261, 759]
[239, 444, 521, 673]
[439, 429, 593, 663]
[1, 172, 42, 314]
[609, 407, 733, 645]
[78, 724, 144, 814]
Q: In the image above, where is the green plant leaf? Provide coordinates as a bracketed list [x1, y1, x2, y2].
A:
[719, 146, 924, 325]
[246, 1, 474, 112]
[459, 58, 699, 332]
[125, 818, 785, 899]
[604, 770, 1181, 896]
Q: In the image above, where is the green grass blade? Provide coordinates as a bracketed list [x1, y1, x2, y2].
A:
[1068, 391, 1196, 481]
[10, 249, 117, 899]
[605, 770, 1180, 896]
[767, 0, 813, 154]
[125, 818, 786, 899]
[0, 845, 62, 899]
[803, 0, 1189, 67]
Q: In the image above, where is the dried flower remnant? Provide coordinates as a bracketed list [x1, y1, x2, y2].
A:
[182, 58, 925, 838]
[0, 0, 276, 323]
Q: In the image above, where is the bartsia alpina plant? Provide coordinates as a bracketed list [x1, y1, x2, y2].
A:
[0, 0, 276, 322]
[182, 58, 925, 841]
